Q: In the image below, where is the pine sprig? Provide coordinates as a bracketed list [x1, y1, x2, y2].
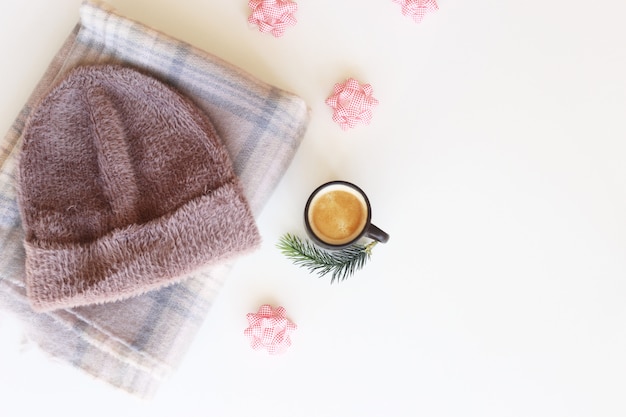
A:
[277, 233, 376, 283]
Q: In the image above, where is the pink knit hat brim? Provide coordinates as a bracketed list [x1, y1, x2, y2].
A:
[25, 180, 259, 312]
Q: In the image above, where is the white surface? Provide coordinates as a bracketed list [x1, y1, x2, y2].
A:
[2, 1, 626, 416]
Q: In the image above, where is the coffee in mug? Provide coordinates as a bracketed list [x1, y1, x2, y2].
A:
[304, 181, 389, 249]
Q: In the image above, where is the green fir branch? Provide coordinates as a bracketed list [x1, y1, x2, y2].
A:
[277, 233, 376, 283]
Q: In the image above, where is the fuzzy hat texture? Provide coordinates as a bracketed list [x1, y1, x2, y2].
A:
[18, 64, 261, 312]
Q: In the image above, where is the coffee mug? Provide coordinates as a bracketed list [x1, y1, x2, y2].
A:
[304, 181, 389, 249]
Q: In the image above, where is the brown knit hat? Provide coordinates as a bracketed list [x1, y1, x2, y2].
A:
[17, 64, 261, 312]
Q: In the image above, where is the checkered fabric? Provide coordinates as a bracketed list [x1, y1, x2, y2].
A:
[325, 78, 379, 130]
[0, 0, 308, 398]
[392, 0, 439, 23]
[244, 305, 297, 355]
[248, 0, 298, 37]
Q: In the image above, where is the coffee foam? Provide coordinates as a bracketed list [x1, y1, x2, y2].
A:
[307, 184, 368, 245]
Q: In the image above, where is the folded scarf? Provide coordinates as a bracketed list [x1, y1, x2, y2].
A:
[0, 0, 308, 398]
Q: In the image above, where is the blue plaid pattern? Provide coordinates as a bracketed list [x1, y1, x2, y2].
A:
[0, 0, 308, 398]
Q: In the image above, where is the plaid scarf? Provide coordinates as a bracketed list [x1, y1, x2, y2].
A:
[0, 0, 308, 398]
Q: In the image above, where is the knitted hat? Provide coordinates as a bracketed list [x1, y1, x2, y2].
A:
[17, 65, 261, 312]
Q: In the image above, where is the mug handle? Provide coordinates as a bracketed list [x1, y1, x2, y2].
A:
[365, 223, 389, 244]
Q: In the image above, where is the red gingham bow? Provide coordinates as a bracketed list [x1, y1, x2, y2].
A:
[244, 305, 297, 354]
[248, 0, 298, 37]
[392, 0, 438, 23]
[325, 78, 379, 130]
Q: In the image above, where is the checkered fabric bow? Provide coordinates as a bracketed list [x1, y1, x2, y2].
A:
[248, 0, 298, 37]
[244, 305, 297, 354]
[392, 0, 438, 23]
[325, 78, 379, 130]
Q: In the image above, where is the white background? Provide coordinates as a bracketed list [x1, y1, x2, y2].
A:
[2, 1, 626, 416]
